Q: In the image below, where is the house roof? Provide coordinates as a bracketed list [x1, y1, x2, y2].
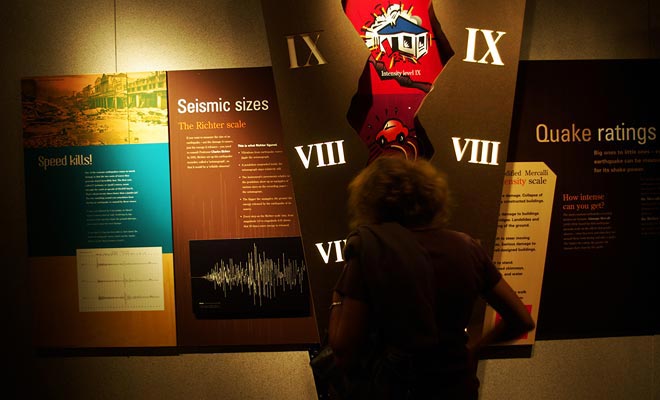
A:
[377, 17, 427, 35]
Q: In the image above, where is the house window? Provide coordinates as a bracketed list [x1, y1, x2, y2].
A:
[402, 35, 413, 49]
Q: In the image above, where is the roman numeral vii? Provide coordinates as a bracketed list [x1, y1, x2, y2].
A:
[315, 240, 347, 264]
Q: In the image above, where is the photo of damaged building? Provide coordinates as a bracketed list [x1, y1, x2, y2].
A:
[22, 71, 168, 148]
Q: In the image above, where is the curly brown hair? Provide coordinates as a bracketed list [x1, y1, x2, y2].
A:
[347, 156, 451, 230]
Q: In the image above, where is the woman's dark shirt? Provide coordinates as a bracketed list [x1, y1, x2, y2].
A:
[334, 222, 502, 373]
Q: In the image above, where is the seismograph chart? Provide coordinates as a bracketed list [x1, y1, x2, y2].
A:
[190, 237, 310, 319]
[76, 247, 164, 312]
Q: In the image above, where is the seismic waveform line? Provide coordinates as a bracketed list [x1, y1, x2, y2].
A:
[196, 243, 306, 307]
[81, 293, 162, 303]
[95, 261, 160, 267]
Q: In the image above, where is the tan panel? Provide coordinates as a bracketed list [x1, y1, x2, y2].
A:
[29, 254, 176, 348]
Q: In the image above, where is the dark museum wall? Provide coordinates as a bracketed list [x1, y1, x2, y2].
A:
[1, 0, 658, 399]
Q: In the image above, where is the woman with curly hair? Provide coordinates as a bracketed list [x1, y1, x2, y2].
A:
[327, 155, 534, 399]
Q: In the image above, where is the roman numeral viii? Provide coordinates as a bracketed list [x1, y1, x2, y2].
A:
[451, 137, 500, 165]
[294, 140, 346, 169]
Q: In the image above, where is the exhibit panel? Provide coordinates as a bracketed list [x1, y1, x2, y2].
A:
[482, 161, 556, 346]
[22, 67, 321, 349]
[260, 0, 529, 337]
[507, 59, 659, 339]
[167, 67, 319, 346]
[22, 72, 177, 347]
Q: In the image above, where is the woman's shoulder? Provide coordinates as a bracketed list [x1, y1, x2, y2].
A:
[412, 226, 486, 252]
[413, 225, 472, 240]
[343, 231, 362, 260]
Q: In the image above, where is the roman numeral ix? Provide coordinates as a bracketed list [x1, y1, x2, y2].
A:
[286, 31, 327, 69]
[464, 28, 506, 66]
